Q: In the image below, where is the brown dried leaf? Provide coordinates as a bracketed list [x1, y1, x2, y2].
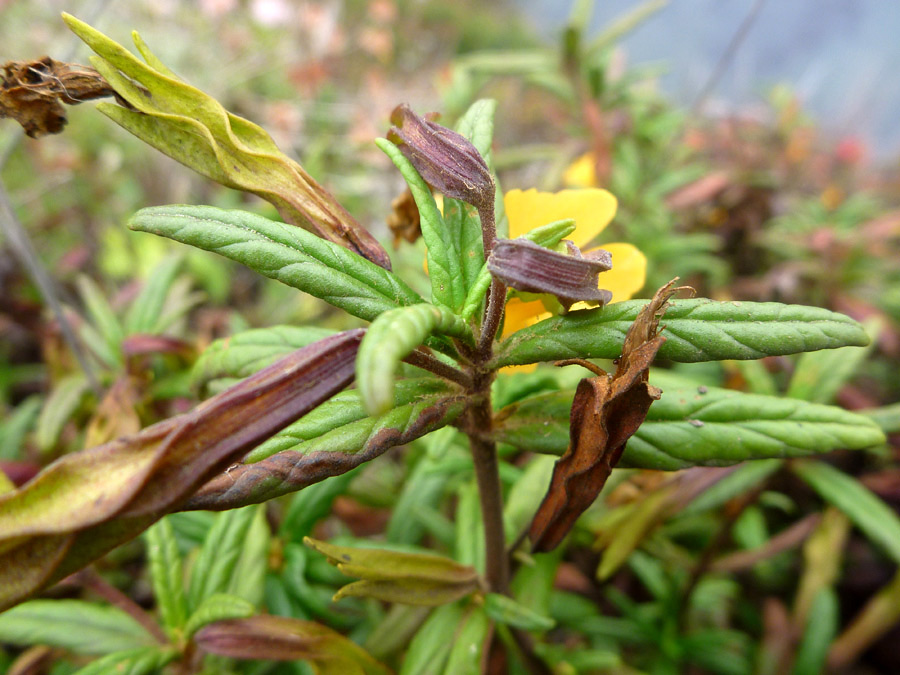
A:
[0, 57, 117, 137]
[386, 188, 421, 247]
[0, 329, 364, 610]
[529, 280, 691, 552]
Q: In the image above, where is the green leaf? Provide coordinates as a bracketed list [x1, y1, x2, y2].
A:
[304, 538, 480, 606]
[76, 275, 124, 366]
[185, 385, 466, 510]
[443, 606, 490, 675]
[130, 205, 421, 322]
[357, 304, 472, 415]
[143, 516, 187, 634]
[123, 256, 182, 335]
[226, 504, 270, 606]
[792, 460, 900, 564]
[248, 377, 455, 462]
[400, 604, 464, 675]
[36, 374, 91, 453]
[72, 647, 178, 675]
[0, 600, 158, 654]
[495, 385, 886, 469]
[376, 138, 465, 311]
[188, 505, 260, 610]
[792, 588, 838, 675]
[680, 459, 783, 516]
[454, 481, 485, 574]
[183, 593, 254, 638]
[493, 299, 871, 367]
[786, 326, 876, 403]
[0, 394, 42, 460]
[484, 593, 555, 631]
[861, 402, 900, 434]
[192, 325, 337, 391]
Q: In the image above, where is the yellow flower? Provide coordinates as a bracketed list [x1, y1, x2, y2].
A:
[501, 188, 646, 339]
[561, 152, 598, 188]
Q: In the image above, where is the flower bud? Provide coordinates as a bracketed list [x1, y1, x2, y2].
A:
[488, 238, 613, 312]
[387, 104, 495, 211]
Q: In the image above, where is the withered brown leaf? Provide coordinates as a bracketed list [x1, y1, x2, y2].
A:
[386, 187, 422, 247]
[529, 279, 692, 552]
[0, 57, 117, 137]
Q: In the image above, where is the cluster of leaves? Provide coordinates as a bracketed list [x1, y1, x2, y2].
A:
[0, 4, 898, 675]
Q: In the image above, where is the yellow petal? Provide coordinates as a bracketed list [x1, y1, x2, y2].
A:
[562, 152, 598, 188]
[594, 242, 647, 303]
[503, 188, 617, 246]
[501, 296, 550, 339]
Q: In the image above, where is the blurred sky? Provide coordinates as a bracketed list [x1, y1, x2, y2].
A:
[521, 0, 900, 161]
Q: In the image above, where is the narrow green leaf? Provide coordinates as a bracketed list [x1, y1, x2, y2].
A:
[493, 299, 871, 367]
[455, 481, 485, 573]
[376, 138, 465, 311]
[792, 588, 839, 675]
[861, 402, 900, 434]
[72, 647, 178, 675]
[787, 324, 876, 403]
[183, 593, 254, 638]
[0, 395, 42, 460]
[792, 460, 900, 564]
[36, 374, 90, 453]
[76, 275, 124, 365]
[357, 304, 473, 415]
[400, 604, 464, 675]
[484, 593, 555, 631]
[388, 453, 456, 545]
[123, 256, 182, 335]
[0, 600, 158, 654]
[246, 378, 453, 462]
[443, 606, 491, 675]
[495, 385, 886, 469]
[680, 460, 783, 516]
[227, 504, 270, 606]
[130, 205, 422, 322]
[192, 325, 336, 392]
[188, 505, 260, 610]
[185, 387, 466, 510]
[502, 454, 555, 545]
[143, 516, 188, 634]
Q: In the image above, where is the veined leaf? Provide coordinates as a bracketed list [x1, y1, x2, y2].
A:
[0, 600, 158, 654]
[495, 385, 885, 469]
[357, 304, 473, 416]
[188, 505, 260, 610]
[183, 593, 254, 638]
[484, 593, 555, 631]
[377, 138, 465, 311]
[143, 516, 187, 634]
[184, 386, 466, 510]
[130, 205, 422, 322]
[493, 299, 870, 366]
[192, 324, 337, 392]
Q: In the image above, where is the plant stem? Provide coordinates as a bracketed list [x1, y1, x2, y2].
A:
[465, 367, 508, 593]
[404, 348, 472, 388]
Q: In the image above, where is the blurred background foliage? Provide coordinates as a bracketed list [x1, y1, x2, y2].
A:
[1, 0, 899, 673]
